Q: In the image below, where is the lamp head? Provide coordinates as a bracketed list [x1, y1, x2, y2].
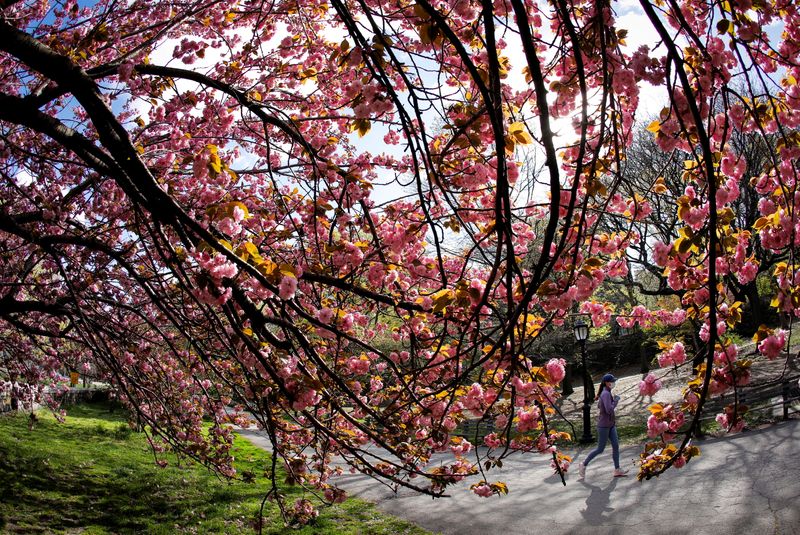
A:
[573, 319, 589, 342]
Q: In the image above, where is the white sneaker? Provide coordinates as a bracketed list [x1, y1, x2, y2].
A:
[613, 468, 629, 477]
[578, 463, 586, 480]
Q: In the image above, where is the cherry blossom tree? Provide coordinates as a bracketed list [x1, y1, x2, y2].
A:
[1, 0, 799, 517]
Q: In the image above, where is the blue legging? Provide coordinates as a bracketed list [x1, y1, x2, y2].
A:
[583, 426, 620, 469]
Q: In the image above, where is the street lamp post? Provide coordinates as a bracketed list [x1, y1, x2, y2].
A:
[573, 320, 594, 444]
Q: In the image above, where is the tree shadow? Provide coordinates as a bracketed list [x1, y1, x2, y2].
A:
[0, 405, 256, 533]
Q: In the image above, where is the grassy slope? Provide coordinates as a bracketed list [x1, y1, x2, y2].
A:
[0, 403, 429, 535]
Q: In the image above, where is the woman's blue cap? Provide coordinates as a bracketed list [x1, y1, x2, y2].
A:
[602, 373, 617, 383]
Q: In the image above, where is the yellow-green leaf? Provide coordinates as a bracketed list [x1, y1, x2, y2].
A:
[431, 288, 455, 314]
[508, 121, 533, 145]
[279, 264, 297, 278]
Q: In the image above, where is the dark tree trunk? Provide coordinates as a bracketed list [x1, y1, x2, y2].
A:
[742, 280, 766, 334]
[640, 342, 650, 375]
[562, 361, 574, 397]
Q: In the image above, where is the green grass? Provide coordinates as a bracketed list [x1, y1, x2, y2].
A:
[613, 423, 649, 444]
[543, 418, 649, 447]
[0, 403, 430, 534]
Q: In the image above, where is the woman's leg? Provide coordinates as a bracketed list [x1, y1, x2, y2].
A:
[610, 426, 620, 469]
[583, 426, 610, 467]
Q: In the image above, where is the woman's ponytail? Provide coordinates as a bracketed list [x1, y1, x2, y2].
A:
[595, 381, 605, 401]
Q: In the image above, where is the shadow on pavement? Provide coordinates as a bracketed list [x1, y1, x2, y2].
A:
[580, 477, 619, 525]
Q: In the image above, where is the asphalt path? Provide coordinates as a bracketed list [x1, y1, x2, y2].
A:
[240, 419, 800, 535]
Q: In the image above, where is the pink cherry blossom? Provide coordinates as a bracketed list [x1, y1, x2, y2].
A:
[647, 415, 670, 438]
[545, 358, 566, 384]
[639, 373, 662, 397]
[279, 275, 298, 300]
[758, 330, 787, 360]
[471, 483, 494, 498]
[2, 0, 799, 499]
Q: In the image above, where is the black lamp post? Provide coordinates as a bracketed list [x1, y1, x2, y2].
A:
[573, 320, 594, 444]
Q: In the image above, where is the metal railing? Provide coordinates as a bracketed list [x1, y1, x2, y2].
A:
[699, 373, 800, 423]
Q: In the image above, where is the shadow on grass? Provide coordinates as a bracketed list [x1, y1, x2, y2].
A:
[0, 403, 429, 535]
[0, 403, 249, 533]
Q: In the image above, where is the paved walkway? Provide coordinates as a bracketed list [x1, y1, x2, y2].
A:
[330, 420, 800, 535]
[240, 418, 800, 535]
